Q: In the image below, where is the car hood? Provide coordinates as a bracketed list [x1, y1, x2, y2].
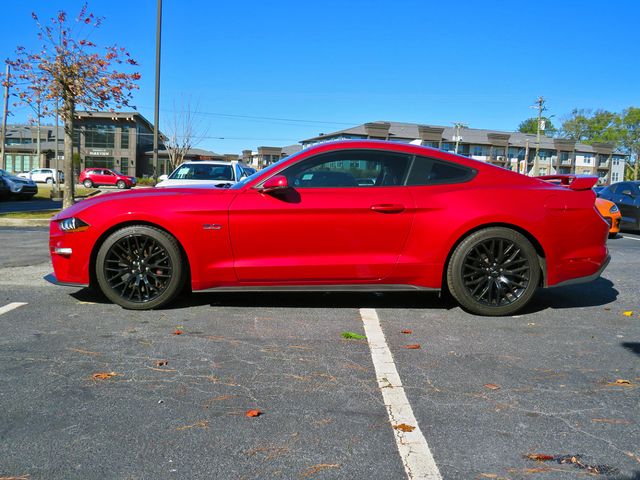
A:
[2, 173, 35, 184]
[53, 186, 233, 220]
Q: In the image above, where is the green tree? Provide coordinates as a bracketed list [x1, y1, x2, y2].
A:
[518, 117, 556, 136]
[559, 109, 592, 141]
[619, 107, 640, 180]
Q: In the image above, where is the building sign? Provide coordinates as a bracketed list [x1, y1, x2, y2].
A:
[88, 149, 111, 156]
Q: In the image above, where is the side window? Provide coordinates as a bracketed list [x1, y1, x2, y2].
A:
[406, 155, 475, 186]
[282, 150, 411, 188]
[610, 183, 625, 195]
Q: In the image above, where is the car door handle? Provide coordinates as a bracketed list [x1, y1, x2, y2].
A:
[370, 204, 405, 214]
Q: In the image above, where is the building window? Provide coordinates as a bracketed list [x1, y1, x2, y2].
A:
[120, 158, 129, 175]
[583, 154, 593, 164]
[472, 145, 489, 157]
[85, 156, 114, 169]
[121, 126, 130, 149]
[84, 124, 116, 148]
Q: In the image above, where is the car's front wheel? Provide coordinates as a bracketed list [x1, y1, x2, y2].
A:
[46, 178, 53, 185]
[447, 227, 540, 316]
[83, 179, 93, 188]
[95, 225, 185, 310]
[116, 180, 126, 189]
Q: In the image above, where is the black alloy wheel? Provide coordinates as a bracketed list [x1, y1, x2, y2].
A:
[447, 227, 540, 316]
[96, 225, 185, 309]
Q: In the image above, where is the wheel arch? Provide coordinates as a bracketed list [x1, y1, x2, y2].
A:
[440, 222, 548, 294]
[88, 220, 192, 291]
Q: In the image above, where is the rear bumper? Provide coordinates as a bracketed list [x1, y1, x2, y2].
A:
[549, 254, 610, 288]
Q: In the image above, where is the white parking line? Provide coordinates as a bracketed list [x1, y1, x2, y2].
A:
[360, 308, 442, 480]
[0, 302, 28, 316]
[621, 235, 640, 242]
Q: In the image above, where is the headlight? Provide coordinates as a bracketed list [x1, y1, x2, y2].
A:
[58, 217, 90, 232]
[609, 204, 619, 214]
[5, 178, 21, 192]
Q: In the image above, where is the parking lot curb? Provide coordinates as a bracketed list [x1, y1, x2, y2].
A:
[0, 218, 51, 227]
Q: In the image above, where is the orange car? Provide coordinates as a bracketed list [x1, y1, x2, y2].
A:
[596, 197, 621, 237]
[537, 175, 621, 237]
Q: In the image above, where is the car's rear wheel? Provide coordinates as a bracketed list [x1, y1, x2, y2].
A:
[96, 225, 185, 310]
[83, 179, 93, 188]
[447, 227, 540, 316]
[116, 180, 126, 189]
[46, 178, 53, 185]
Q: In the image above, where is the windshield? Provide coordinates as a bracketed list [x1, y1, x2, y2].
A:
[168, 163, 233, 181]
[230, 152, 304, 190]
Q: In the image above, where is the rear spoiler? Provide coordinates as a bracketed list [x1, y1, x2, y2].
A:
[536, 175, 598, 191]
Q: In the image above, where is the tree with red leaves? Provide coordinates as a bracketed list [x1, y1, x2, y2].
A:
[7, 3, 140, 207]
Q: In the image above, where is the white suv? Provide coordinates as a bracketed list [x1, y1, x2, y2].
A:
[18, 168, 64, 184]
[156, 161, 248, 188]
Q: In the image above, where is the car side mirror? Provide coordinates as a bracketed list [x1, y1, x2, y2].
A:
[259, 175, 288, 193]
[158, 174, 168, 182]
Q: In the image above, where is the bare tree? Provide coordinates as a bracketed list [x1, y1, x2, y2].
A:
[162, 100, 208, 173]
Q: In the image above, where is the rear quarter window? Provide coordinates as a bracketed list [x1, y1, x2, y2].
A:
[406, 155, 476, 186]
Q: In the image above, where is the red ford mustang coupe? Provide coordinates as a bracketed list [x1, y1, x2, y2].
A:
[47, 140, 610, 316]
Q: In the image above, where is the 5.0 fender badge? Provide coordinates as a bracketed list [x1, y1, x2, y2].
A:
[202, 224, 222, 230]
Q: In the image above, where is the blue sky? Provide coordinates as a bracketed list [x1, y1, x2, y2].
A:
[1, 0, 638, 154]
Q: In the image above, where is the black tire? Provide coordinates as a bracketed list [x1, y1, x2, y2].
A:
[116, 180, 126, 189]
[83, 179, 93, 188]
[447, 227, 540, 316]
[95, 225, 185, 310]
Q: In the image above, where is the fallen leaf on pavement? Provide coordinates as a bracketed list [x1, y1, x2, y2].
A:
[401, 329, 412, 334]
[484, 383, 501, 390]
[592, 418, 631, 424]
[341, 331, 366, 340]
[479, 474, 498, 479]
[155, 360, 168, 367]
[606, 379, 633, 387]
[300, 464, 340, 478]
[173, 329, 183, 335]
[175, 420, 209, 431]
[401, 344, 421, 349]
[245, 409, 262, 417]
[622, 311, 634, 317]
[393, 423, 415, 432]
[525, 453, 554, 461]
[67, 347, 101, 356]
[0, 475, 31, 480]
[92, 372, 118, 380]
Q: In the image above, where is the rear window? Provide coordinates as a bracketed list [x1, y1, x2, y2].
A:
[406, 155, 475, 186]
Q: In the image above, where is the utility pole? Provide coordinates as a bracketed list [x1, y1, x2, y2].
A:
[152, 0, 162, 183]
[530, 96, 547, 176]
[0, 64, 9, 170]
[452, 122, 467, 154]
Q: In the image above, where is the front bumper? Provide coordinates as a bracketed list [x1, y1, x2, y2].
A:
[44, 272, 88, 288]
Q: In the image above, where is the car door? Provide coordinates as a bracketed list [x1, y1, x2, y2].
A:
[228, 149, 415, 282]
[610, 183, 637, 225]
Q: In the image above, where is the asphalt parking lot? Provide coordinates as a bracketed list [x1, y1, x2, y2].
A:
[0, 227, 638, 480]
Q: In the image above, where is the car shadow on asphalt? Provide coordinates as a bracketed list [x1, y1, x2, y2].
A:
[620, 342, 640, 358]
[70, 277, 618, 314]
[519, 277, 618, 314]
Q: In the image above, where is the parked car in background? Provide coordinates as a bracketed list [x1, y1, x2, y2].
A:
[79, 168, 137, 189]
[156, 161, 247, 188]
[242, 166, 257, 177]
[18, 168, 64, 184]
[0, 176, 10, 200]
[597, 181, 640, 231]
[0, 168, 38, 199]
[595, 198, 621, 237]
[47, 140, 609, 316]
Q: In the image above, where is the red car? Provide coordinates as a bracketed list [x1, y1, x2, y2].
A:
[79, 168, 137, 189]
[47, 140, 609, 316]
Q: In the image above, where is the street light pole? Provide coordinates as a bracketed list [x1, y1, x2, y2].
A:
[152, 0, 162, 183]
[0, 64, 9, 170]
